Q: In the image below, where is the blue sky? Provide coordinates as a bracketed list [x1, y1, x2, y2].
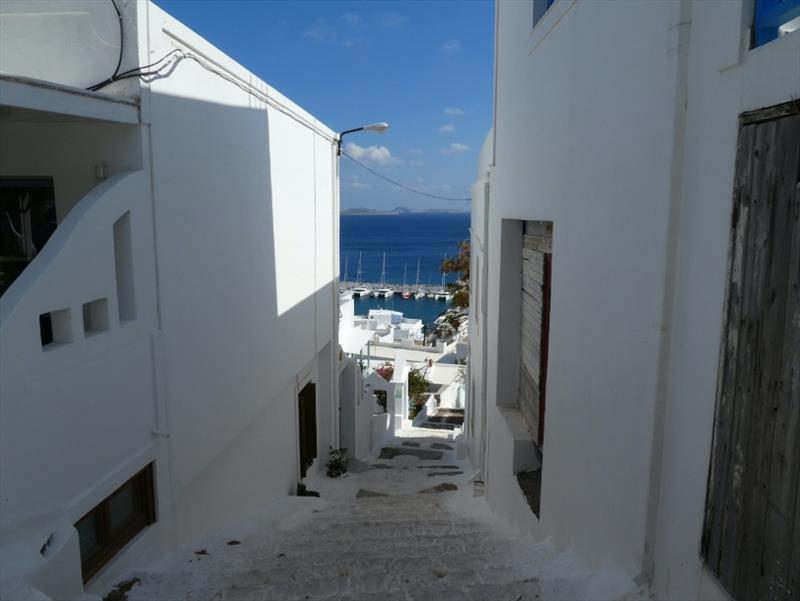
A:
[154, 0, 493, 211]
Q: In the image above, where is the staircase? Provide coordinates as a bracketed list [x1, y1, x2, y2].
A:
[420, 408, 465, 431]
[118, 432, 643, 601]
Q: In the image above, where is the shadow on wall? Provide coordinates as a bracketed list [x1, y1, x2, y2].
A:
[0, 86, 337, 581]
[145, 89, 337, 504]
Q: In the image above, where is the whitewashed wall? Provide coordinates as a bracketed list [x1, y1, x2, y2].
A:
[0, 171, 162, 599]
[467, 130, 492, 471]
[483, 1, 800, 599]
[142, 2, 338, 546]
[651, 4, 800, 600]
[0, 0, 141, 95]
[487, 0, 685, 577]
[0, 1, 338, 596]
[0, 120, 143, 219]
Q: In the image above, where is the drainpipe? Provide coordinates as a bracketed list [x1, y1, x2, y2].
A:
[641, 0, 692, 586]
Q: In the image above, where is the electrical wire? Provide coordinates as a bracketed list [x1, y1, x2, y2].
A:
[341, 151, 471, 202]
[87, 48, 334, 141]
[86, 0, 124, 92]
[83, 21, 469, 201]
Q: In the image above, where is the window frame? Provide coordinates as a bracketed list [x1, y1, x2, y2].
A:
[533, 0, 557, 29]
[75, 463, 156, 583]
[752, 0, 800, 47]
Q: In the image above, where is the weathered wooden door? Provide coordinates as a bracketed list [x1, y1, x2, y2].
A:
[298, 382, 317, 479]
[702, 104, 800, 601]
[519, 221, 552, 447]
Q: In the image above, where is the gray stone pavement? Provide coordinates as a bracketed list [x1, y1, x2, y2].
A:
[114, 430, 644, 601]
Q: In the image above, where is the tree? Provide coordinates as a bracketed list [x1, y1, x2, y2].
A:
[441, 239, 470, 309]
[407, 367, 432, 419]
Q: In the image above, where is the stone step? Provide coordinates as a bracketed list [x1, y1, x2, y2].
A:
[288, 526, 493, 549]
[205, 569, 541, 601]
[271, 537, 514, 564]
[223, 558, 534, 597]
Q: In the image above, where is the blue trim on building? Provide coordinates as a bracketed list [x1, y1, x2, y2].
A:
[754, 0, 800, 46]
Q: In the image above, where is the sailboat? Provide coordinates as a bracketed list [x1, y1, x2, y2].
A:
[351, 252, 371, 297]
[373, 252, 394, 297]
[414, 258, 426, 299]
[401, 262, 412, 298]
[435, 255, 452, 301]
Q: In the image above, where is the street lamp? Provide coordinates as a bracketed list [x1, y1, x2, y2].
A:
[336, 122, 389, 155]
[332, 121, 388, 451]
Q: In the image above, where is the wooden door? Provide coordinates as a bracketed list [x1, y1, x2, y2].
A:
[538, 253, 552, 446]
[298, 382, 317, 479]
[519, 222, 552, 447]
[702, 104, 800, 601]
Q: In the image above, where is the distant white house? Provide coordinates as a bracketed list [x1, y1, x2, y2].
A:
[349, 307, 424, 345]
[0, 1, 339, 597]
[468, 1, 799, 601]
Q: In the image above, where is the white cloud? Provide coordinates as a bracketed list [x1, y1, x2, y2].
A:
[342, 38, 365, 48]
[340, 13, 362, 26]
[407, 148, 424, 155]
[441, 142, 469, 155]
[376, 12, 409, 29]
[409, 160, 425, 167]
[303, 19, 337, 42]
[440, 40, 461, 52]
[437, 124, 456, 133]
[345, 142, 400, 165]
[444, 107, 465, 116]
[347, 175, 370, 190]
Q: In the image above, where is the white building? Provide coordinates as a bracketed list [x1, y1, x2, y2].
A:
[351, 308, 424, 345]
[468, 1, 800, 600]
[0, 1, 339, 597]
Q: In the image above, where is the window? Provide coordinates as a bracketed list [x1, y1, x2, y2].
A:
[39, 308, 71, 349]
[75, 464, 156, 582]
[533, 0, 556, 28]
[752, 0, 800, 47]
[516, 221, 553, 518]
[0, 177, 56, 296]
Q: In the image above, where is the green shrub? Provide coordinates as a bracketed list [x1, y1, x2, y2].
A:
[407, 367, 432, 419]
[326, 447, 347, 478]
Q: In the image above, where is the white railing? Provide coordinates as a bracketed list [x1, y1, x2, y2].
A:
[0, 169, 154, 536]
[0, 170, 148, 348]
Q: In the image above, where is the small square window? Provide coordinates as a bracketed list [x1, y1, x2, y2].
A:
[40, 308, 71, 349]
[82, 298, 109, 336]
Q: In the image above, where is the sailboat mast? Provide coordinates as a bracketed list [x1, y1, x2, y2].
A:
[356, 252, 362, 285]
[415, 258, 420, 287]
[380, 252, 386, 285]
[344, 254, 349, 282]
[403, 262, 407, 287]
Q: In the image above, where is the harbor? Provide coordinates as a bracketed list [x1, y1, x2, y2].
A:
[340, 281, 452, 301]
[341, 252, 455, 302]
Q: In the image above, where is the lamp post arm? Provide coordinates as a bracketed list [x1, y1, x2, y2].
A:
[336, 127, 365, 156]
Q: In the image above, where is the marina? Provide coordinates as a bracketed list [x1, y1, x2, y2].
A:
[340, 281, 452, 299]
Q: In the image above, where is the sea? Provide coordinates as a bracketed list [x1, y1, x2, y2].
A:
[340, 212, 470, 326]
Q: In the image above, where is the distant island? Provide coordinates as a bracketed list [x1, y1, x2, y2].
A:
[342, 206, 469, 216]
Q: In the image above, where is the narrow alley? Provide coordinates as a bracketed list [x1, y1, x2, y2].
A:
[111, 428, 645, 601]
